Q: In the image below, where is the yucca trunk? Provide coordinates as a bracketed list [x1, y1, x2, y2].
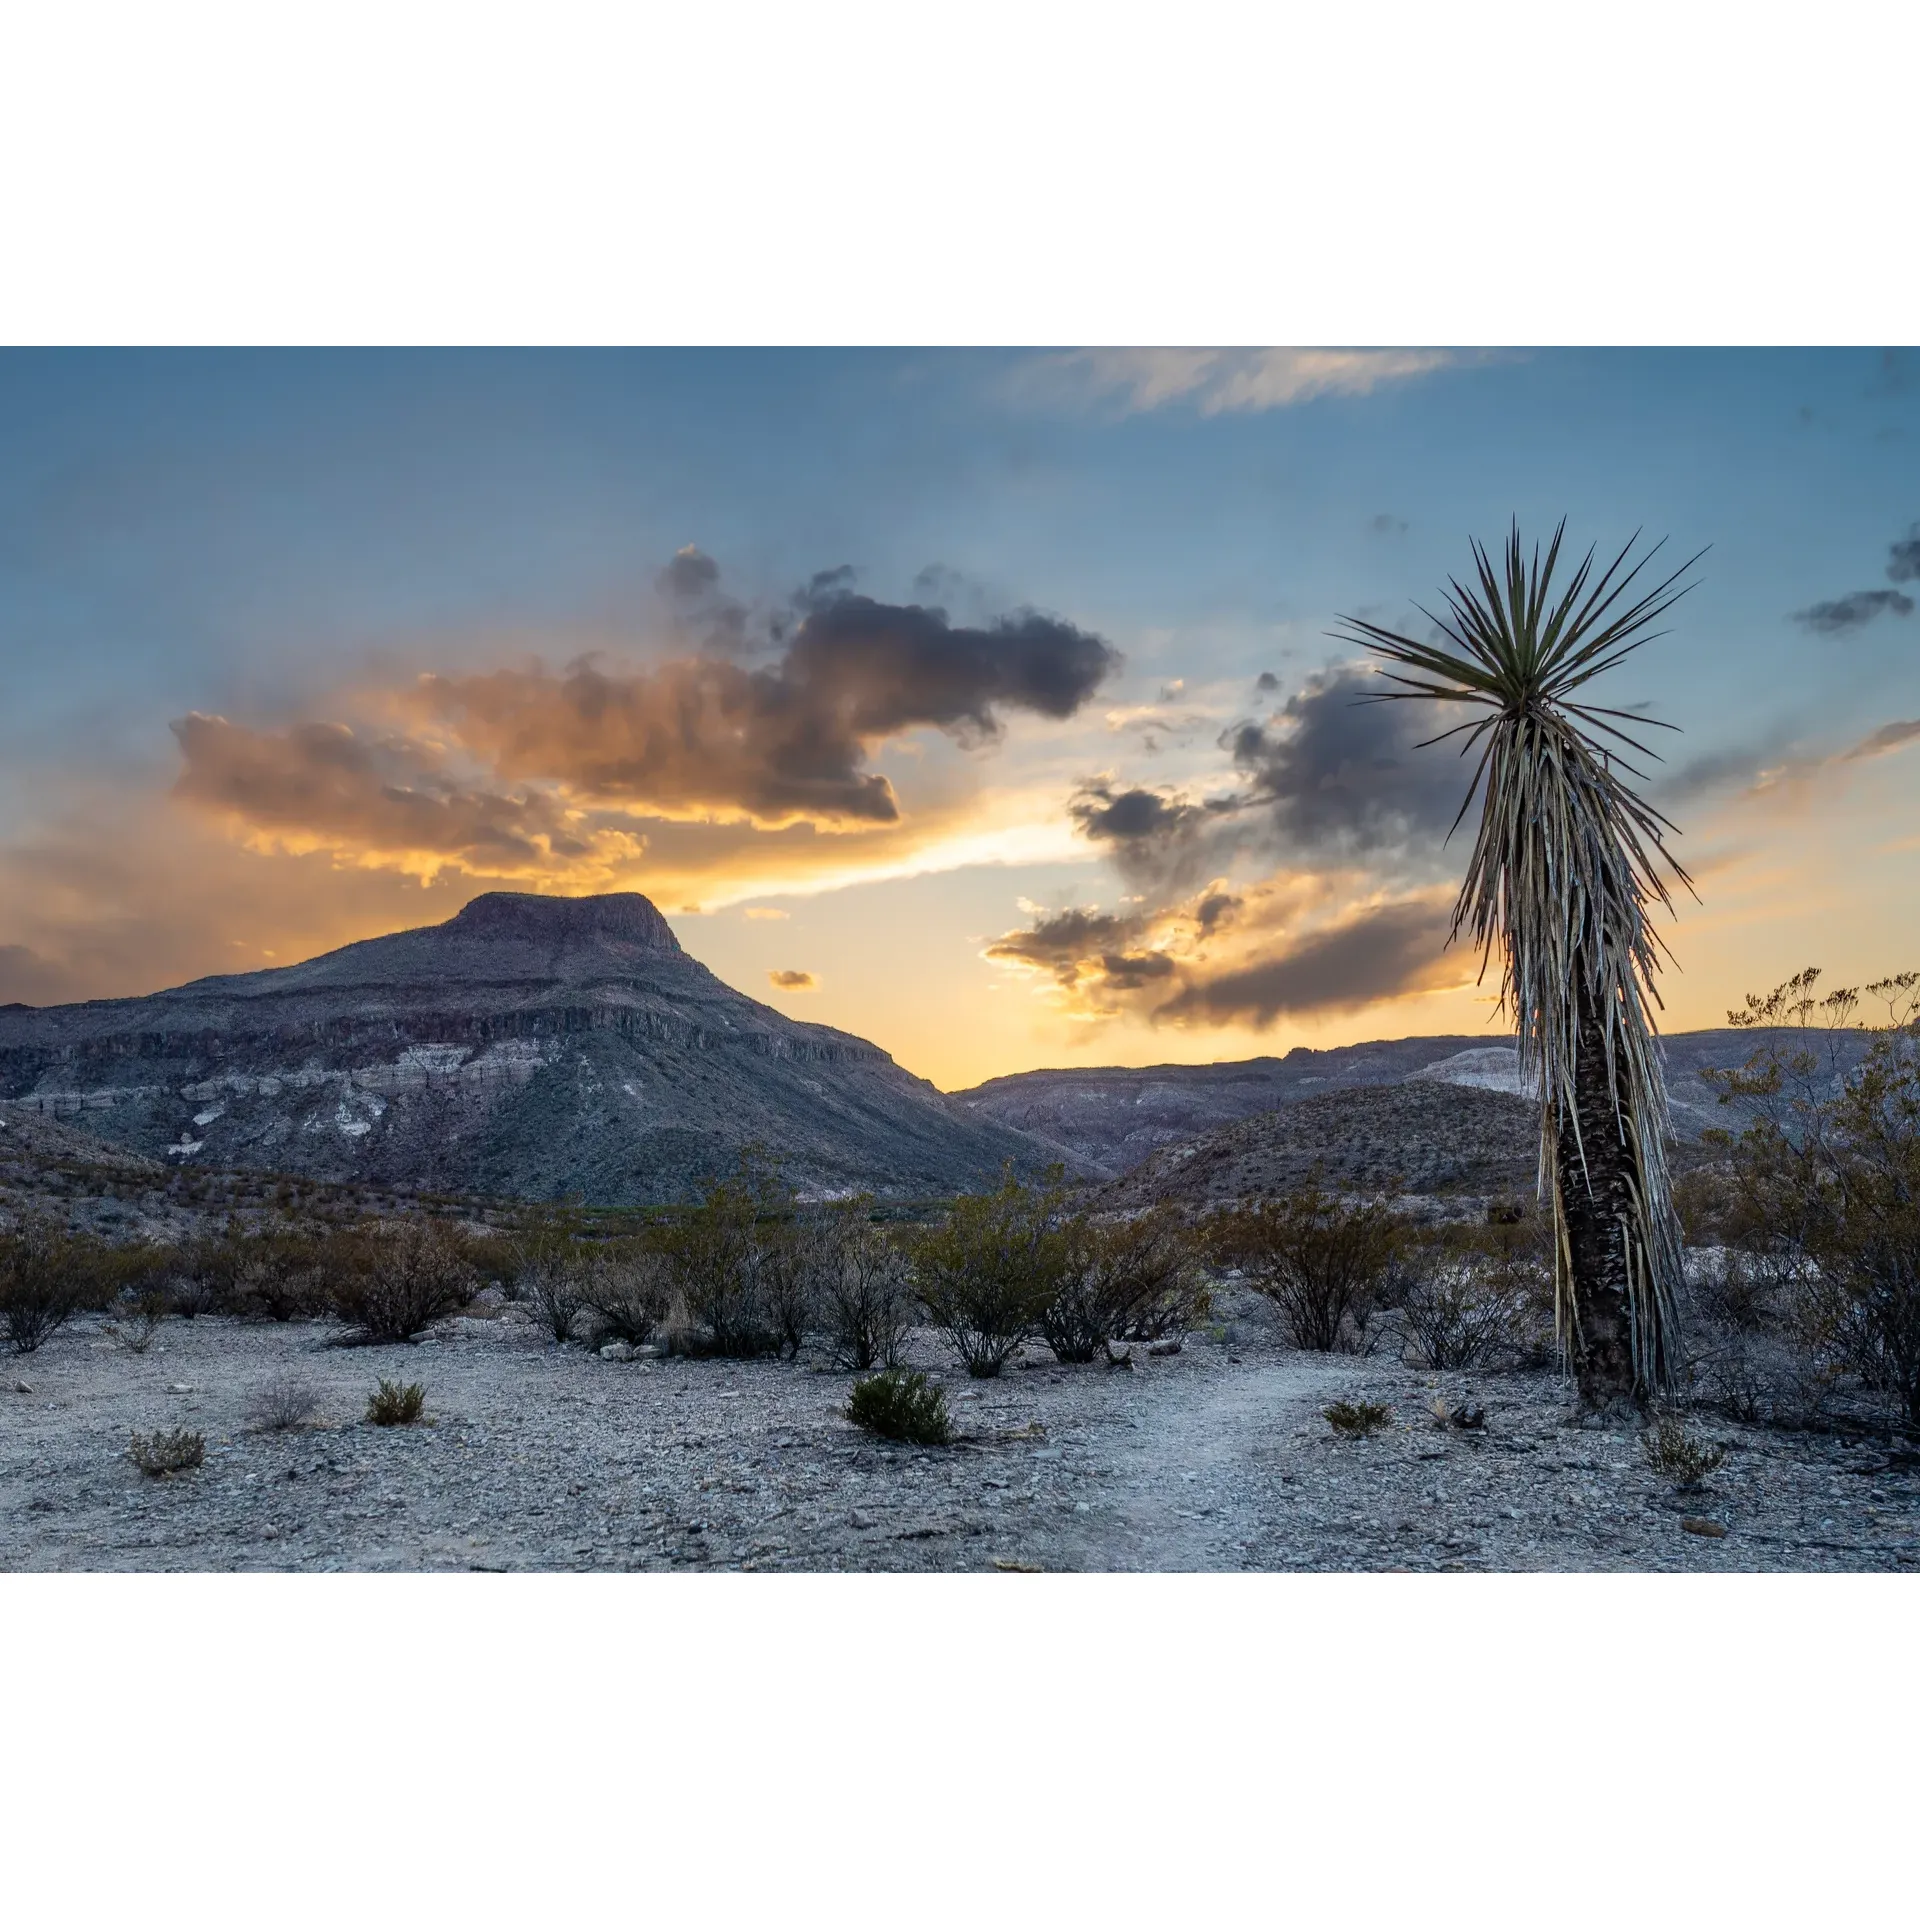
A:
[1551, 974, 1652, 1412]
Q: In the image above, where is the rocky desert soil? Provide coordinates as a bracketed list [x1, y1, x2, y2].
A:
[6, 1284, 1917, 1573]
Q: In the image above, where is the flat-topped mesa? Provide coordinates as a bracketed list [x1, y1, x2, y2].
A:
[443, 891, 682, 954]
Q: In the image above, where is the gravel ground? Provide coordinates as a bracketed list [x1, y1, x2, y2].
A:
[5, 1295, 1917, 1572]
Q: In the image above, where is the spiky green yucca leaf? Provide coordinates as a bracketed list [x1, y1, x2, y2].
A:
[1334, 522, 1703, 1396]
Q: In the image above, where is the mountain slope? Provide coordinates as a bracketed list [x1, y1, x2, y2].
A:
[0, 892, 1062, 1204]
[1102, 1082, 1544, 1209]
[958, 1028, 1873, 1177]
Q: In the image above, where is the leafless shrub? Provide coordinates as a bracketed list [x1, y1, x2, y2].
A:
[1397, 1241, 1536, 1369]
[818, 1210, 915, 1371]
[1210, 1183, 1401, 1353]
[1041, 1206, 1208, 1362]
[247, 1376, 322, 1432]
[1, 1216, 83, 1354]
[663, 1172, 775, 1358]
[757, 1220, 818, 1363]
[107, 1289, 169, 1354]
[128, 1427, 205, 1476]
[523, 1260, 587, 1344]
[331, 1224, 478, 1342]
[1704, 970, 1920, 1428]
[576, 1250, 673, 1348]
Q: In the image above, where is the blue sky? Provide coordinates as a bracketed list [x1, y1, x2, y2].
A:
[2, 347, 1915, 1085]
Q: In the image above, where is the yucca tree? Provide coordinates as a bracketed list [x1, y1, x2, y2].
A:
[1335, 522, 1703, 1414]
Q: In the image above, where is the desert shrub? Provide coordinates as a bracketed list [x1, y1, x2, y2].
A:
[462, 1227, 532, 1297]
[818, 1208, 915, 1371]
[248, 1376, 322, 1432]
[576, 1249, 673, 1347]
[128, 1427, 206, 1476]
[1324, 1399, 1393, 1437]
[331, 1223, 479, 1342]
[1640, 1415, 1726, 1488]
[1210, 1183, 1402, 1353]
[911, 1165, 1070, 1378]
[523, 1258, 588, 1343]
[1395, 1224, 1543, 1369]
[1703, 970, 1920, 1428]
[1039, 1205, 1207, 1362]
[231, 1244, 334, 1321]
[1, 1216, 85, 1354]
[847, 1368, 951, 1444]
[756, 1218, 819, 1362]
[662, 1169, 775, 1358]
[367, 1378, 426, 1426]
[107, 1288, 169, 1353]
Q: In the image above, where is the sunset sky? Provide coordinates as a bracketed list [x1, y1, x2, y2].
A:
[2, 346, 1915, 1089]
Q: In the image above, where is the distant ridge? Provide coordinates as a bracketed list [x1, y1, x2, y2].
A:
[957, 1027, 1874, 1178]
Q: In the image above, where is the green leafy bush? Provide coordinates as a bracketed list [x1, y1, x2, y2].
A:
[847, 1369, 951, 1444]
[1324, 1399, 1393, 1437]
[367, 1378, 426, 1426]
[128, 1427, 206, 1476]
[912, 1166, 1069, 1378]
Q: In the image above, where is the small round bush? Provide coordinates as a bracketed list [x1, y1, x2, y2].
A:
[847, 1369, 951, 1445]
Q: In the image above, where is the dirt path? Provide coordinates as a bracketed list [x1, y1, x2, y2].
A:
[1079, 1354, 1369, 1569]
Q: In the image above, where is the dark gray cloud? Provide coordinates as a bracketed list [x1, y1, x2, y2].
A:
[1369, 514, 1409, 536]
[1887, 524, 1920, 584]
[983, 907, 1146, 982]
[1097, 950, 1176, 990]
[1224, 666, 1467, 856]
[1792, 588, 1915, 635]
[1255, 671, 1280, 693]
[1156, 898, 1454, 1028]
[1070, 784, 1203, 845]
[656, 544, 751, 654]
[1067, 781, 1242, 895]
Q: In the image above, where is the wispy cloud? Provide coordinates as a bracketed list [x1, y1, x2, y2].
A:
[767, 969, 817, 992]
[1791, 588, 1914, 636]
[1008, 346, 1490, 417]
